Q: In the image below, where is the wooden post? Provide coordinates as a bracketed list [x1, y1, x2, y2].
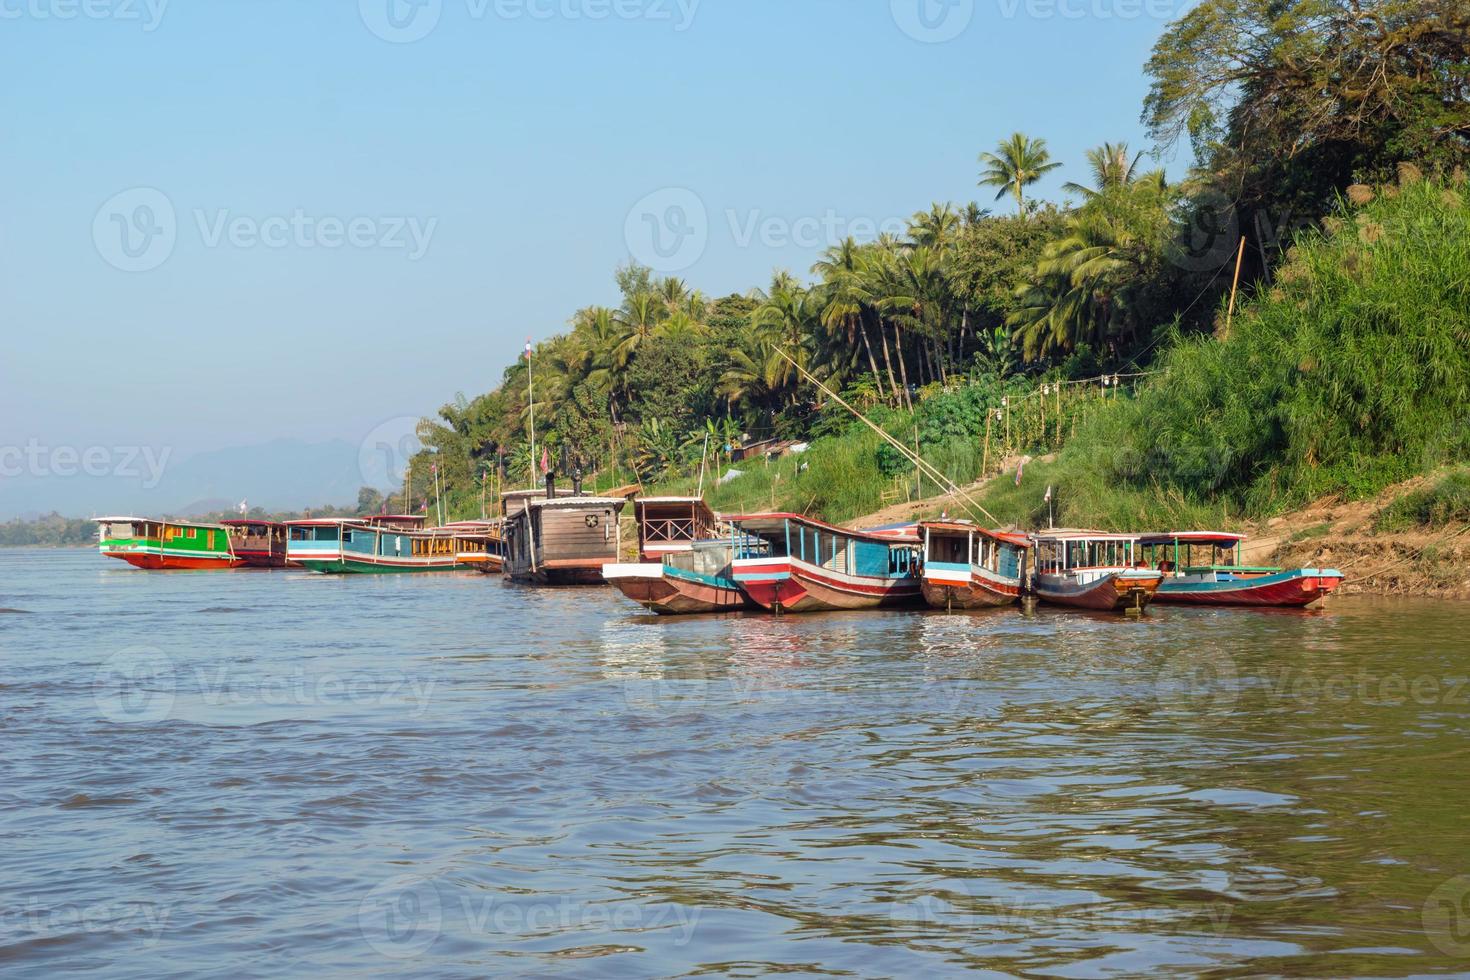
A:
[1224, 236, 1247, 339]
[982, 413, 992, 477]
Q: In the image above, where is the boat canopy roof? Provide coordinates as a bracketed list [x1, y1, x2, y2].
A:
[530, 496, 627, 511]
[728, 513, 920, 544]
[920, 521, 1032, 549]
[637, 496, 714, 513]
[221, 519, 284, 529]
[361, 514, 426, 526]
[1138, 531, 1245, 547]
[285, 518, 370, 527]
[1031, 529, 1140, 543]
[92, 516, 231, 530]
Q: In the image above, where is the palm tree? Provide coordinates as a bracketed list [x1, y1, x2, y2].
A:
[978, 132, 1062, 215]
[812, 240, 887, 397]
[909, 203, 960, 249]
[612, 291, 664, 368]
[1063, 142, 1146, 199]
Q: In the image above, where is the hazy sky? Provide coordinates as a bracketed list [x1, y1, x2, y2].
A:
[1, 0, 1191, 462]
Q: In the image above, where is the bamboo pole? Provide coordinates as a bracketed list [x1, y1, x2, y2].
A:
[1224, 236, 1247, 339]
[773, 346, 1000, 525]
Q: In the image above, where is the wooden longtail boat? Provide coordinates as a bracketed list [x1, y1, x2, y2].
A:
[221, 519, 291, 568]
[633, 496, 717, 561]
[94, 517, 241, 570]
[920, 521, 1031, 609]
[728, 513, 923, 613]
[1031, 531, 1164, 613]
[1139, 532, 1344, 607]
[286, 515, 469, 574]
[502, 482, 626, 585]
[604, 540, 750, 615]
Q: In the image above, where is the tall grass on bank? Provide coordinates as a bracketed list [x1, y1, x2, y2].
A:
[1375, 468, 1470, 532]
[977, 174, 1470, 529]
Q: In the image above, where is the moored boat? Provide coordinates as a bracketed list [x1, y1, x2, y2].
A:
[286, 515, 467, 574]
[222, 519, 291, 568]
[94, 517, 241, 570]
[1031, 530, 1164, 613]
[502, 481, 627, 585]
[440, 520, 507, 574]
[604, 539, 750, 615]
[1139, 532, 1344, 607]
[729, 513, 923, 613]
[920, 521, 1031, 609]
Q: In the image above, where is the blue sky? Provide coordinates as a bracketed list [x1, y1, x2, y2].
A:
[1, 0, 1192, 467]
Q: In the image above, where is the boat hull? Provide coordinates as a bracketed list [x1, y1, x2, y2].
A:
[296, 557, 463, 574]
[510, 560, 607, 586]
[604, 564, 750, 615]
[232, 548, 289, 569]
[734, 557, 921, 613]
[1035, 571, 1163, 612]
[921, 563, 1022, 609]
[1156, 568, 1343, 607]
[104, 549, 240, 571]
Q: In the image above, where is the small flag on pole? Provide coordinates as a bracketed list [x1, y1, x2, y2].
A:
[524, 339, 533, 359]
[539, 446, 550, 475]
[1044, 485, 1053, 503]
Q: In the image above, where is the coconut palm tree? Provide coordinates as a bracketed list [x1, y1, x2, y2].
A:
[978, 132, 1062, 215]
[1063, 142, 1146, 199]
[811, 240, 888, 397]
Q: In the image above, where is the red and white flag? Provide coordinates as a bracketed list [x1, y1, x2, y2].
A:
[539, 446, 550, 474]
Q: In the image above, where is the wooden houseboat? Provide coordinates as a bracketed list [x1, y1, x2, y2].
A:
[502, 485, 626, 585]
[1140, 532, 1344, 607]
[728, 514, 923, 613]
[221, 519, 291, 568]
[603, 539, 750, 615]
[286, 515, 467, 574]
[94, 517, 240, 570]
[1031, 531, 1164, 613]
[633, 496, 717, 561]
[919, 521, 1031, 609]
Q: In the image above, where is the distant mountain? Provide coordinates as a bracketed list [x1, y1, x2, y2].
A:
[0, 438, 381, 519]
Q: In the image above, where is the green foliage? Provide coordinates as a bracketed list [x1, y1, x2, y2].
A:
[1375, 468, 1470, 532]
[974, 177, 1470, 527]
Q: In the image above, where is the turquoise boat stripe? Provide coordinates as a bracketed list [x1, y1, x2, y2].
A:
[665, 565, 740, 590]
[1160, 568, 1343, 593]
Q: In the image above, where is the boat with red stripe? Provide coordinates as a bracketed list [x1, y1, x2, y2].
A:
[920, 521, 1032, 609]
[1139, 532, 1343, 607]
[728, 513, 923, 613]
[1031, 530, 1164, 613]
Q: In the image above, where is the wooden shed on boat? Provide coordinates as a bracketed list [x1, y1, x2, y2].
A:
[504, 491, 626, 585]
[221, 519, 291, 568]
[633, 496, 717, 561]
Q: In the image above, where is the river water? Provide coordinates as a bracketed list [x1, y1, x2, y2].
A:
[3, 548, 1469, 977]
